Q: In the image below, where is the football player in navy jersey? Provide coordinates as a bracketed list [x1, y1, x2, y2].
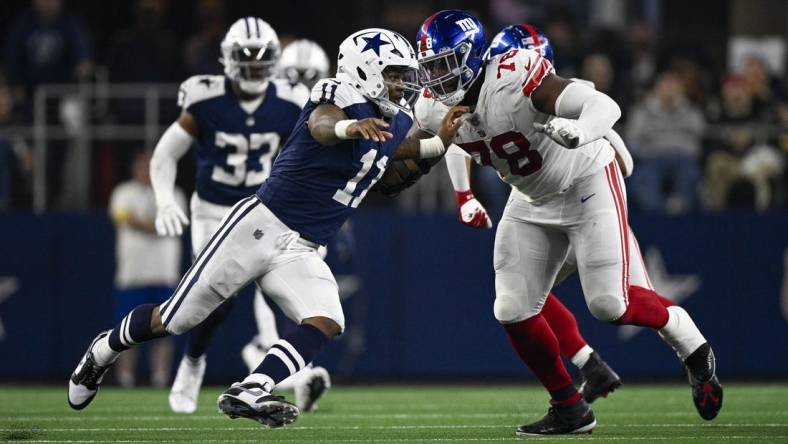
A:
[69, 27, 466, 428]
[142, 17, 327, 415]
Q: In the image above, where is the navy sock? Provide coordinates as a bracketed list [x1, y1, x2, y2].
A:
[252, 324, 329, 385]
[108, 303, 164, 352]
[185, 297, 236, 359]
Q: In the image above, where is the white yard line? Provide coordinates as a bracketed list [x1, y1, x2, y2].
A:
[2, 424, 787, 433]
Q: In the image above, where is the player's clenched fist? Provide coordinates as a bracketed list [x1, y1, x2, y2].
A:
[346, 118, 394, 142]
[534, 118, 586, 149]
[437, 105, 469, 146]
[455, 190, 492, 229]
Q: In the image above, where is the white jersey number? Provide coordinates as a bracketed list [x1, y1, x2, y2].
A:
[333, 149, 389, 208]
[212, 131, 281, 187]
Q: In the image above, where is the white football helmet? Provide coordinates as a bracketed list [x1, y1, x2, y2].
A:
[220, 17, 281, 95]
[337, 28, 420, 117]
[278, 39, 330, 90]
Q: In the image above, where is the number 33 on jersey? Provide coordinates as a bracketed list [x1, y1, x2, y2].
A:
[178, 75, 309, 205]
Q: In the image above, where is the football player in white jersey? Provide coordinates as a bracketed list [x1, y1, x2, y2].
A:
[415, 11, 722, 435]
[278, 39, 331, 90]
[146, 17, 327, 414]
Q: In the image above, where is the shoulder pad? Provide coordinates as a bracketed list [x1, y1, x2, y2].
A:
[309, 78, 366, 109]
[178, 75, 226, 110]
[490, 49, 554, 98]
[270, 78, 310, 108]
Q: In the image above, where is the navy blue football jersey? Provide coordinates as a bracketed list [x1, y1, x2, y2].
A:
[178, 75, 309, 206]
[257, 75, 414, 245]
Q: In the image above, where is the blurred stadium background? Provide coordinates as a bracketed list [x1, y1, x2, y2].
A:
[0, 0, 786, 390]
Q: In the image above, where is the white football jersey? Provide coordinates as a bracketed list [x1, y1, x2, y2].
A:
[415, 49, 614, 202]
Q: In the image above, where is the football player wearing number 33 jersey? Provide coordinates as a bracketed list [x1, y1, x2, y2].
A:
[415, 10, 722, 436]
[68, 26, 467, 428]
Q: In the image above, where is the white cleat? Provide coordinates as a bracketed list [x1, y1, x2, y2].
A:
[168, 355, 206, 414]
[68, 331, 113, 410]
[218, 381, 300, 428]
[295, 366, 331, 412]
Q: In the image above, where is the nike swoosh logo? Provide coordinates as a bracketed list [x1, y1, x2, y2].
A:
[581, 193, 596, 203]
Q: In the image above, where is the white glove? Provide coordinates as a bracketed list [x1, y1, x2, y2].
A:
[534, 118, 586, 149]
[456, 190, 492, 229]
[155, 201, 189, 236]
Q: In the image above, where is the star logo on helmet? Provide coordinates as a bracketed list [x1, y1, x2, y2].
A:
[361, 33, 390, 56]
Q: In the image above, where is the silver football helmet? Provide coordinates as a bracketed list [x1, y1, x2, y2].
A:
[278, 39, 330, 90]
[220, 17, 281, 95]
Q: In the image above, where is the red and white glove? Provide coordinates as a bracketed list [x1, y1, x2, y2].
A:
[455, 190, 492, 229]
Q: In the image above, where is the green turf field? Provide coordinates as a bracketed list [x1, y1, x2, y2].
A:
[1, 384, 787, 443]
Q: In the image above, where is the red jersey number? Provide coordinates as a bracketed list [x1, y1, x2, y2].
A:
[458, 131, 543, 177]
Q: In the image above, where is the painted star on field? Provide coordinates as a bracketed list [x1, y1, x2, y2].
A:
[361, 33, 390, 56]
[619, 247, 702, 341]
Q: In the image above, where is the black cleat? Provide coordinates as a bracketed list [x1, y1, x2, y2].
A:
[515, 399, 596, 436]
[68, 331, 112, 410]
[579, 352, 622, 403]
[684, 343, 723, 420]
[218, 382, 300, 428]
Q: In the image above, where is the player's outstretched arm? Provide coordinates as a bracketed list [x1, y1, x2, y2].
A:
[445, 145, 492, 229]
[308, 103, 393, 145]
[150, 112, 195, 237]
[531, 74, 621, 149]
[392, 105, 469, 160]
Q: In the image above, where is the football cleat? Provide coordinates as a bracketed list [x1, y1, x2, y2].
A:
[578, 352, 622, 403]
[295, 366, 331, 412]
[68, 331, 113, 410]
[169, 355, 207, 414]
[516, 399, 596, 436]
[218, 381, 300, 428]
[684, 343, 723, 420]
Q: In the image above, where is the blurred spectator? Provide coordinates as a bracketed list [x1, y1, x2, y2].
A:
[107, 0, 178, 83]
[704, 76, 786, 211]
[627, 71, 706, 213]
[109, 150, 184, 388]
[183, 0, 226, 76]
[580, 52, 629, 116]
[3, 0, 93, 110]
[544, 19, 581, 78]
[0, 84, 32, 210]
[741, 57, 781, 119]
[628, 21, 658, 100]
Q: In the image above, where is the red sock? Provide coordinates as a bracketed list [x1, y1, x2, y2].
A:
[614, 285, 669, 329]
[504, 315, 580, 405]
[541, 293, 587, 358]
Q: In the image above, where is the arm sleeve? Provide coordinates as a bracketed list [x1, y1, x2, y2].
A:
[445, 144, 472, 192]
[150, 122, 193, 206]
[605, 129, 634, 178]
[554, 81, 621, 145]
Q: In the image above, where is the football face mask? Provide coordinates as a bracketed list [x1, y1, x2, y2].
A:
[381, 66, 421, 112]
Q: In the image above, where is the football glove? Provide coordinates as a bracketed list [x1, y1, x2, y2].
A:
[155, 201, 189, 236]
[534, 118, 586, 149]
[456, 190, 492, 229]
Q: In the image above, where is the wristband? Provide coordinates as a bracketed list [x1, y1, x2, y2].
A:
[334, 119, 358, 140]
[418, 135, 445, 158]
[455, 189, 475, 206]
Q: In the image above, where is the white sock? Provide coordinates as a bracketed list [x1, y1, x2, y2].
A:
[275, 364, 314, 391]
[570, 344, 594, 369]
[91, 336, 120, 367]
[658, 306, 706, 361]
[242, 372, 275, 393]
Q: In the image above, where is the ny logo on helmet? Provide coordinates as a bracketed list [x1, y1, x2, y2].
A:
[456, 18, 478, 33]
